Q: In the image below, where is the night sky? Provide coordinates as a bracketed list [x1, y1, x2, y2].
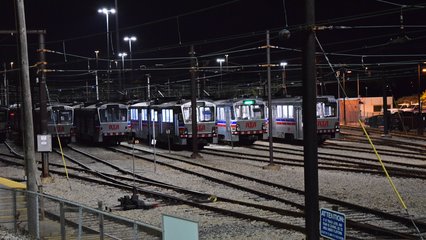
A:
[1, 0, 426, 102]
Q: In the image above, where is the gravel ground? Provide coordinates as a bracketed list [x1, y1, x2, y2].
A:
[0, 226, 30, 240]
[1, 136, 426, 239]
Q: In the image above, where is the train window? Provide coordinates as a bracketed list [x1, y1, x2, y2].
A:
[59, 110, 73, 123]
[252, 105, 264, 119]
[277, 105, 283, 118]
[99, 107, 127, 122]
[198, 106, 214, 122]
[130, 109, 138, 120]
[162, 109, 173, 123]
[217, 107, 225, 121]
[288, 105, 294, 118]
[183, 107, 192, 122]
[234, 104, 265, 120]
[150, 109, 158, 122]
[324, 102, 337, 117]
[141, 109, 148, 121]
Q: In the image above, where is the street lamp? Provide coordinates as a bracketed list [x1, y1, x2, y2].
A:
[98, 7, 116, 101]
[124, 36, 136, 90]
[123, 36, 136, 53]
[217, 58, 225, 96]
[118, 52, 127, 70]
[280, 61, 288, 95]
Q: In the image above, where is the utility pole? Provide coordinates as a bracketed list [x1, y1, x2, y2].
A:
[38, 32, 50, 179]
[383, 77, 390, 135]
[2, 63, 7, 106]
[190, 45, 201, 159]
[303, 0, 320, 238]
[342, 70, 346, 125]
[263, 30, 276, 169]
[16, 0, 39, 238]
[418, 63, 424, 135]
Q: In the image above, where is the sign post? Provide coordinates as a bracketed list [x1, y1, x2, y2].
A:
[320, 208, 346, 240]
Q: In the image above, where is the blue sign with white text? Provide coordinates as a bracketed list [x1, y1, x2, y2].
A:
[320, 208, 346, 240]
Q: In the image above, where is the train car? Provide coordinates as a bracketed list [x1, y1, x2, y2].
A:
[215, 98, 267, 144]
[74, 102, 129, 145]
[0, 106, 9, 142]
[34, 104, 76, 144]
[129, 99, 217, 148]
[270, 95, 339, 143]
[129, 101, 152, 141]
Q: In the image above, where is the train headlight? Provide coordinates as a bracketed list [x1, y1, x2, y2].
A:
[212, 126, 217, 134]
[235, 124, 240, 131]
[184, 128, 188, 135]
[335, 122, 340, 132]
[262, 123, 267, 130]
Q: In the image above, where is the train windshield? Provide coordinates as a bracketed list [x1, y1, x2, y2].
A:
[316, 101, 337, 118]
[182, 106, 215, 123]
[99, 107, 127, 122]
[234, 104, 264, 120]
[48, 110, 73, 124]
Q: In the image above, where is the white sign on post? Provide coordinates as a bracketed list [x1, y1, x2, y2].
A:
[162, 214, 198, 240]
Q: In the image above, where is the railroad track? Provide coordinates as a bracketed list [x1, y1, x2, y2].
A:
[341, 125, 426, 141]
[2, 141, 426, 239]
[205, 143, 426, 180]
[111, 143, 426, 239]
[254, 142, 426, 173]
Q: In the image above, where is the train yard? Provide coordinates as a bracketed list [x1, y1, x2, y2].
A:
[1, 126, 426, 239]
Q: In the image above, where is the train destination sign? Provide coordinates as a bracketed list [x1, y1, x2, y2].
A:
[320, 208, 346, 240]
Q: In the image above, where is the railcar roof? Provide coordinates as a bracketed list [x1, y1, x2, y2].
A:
[84, 102, 127, 109]
[130, 101, 152, 107]
[153, 99, 215, 108]
[214, 98, 265, 105]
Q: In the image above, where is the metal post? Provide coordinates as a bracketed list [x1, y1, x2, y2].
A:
[303, 0, 319, 238]
[15, 1, 39, 237]
[60, 201, 66, 240]
[266, 31, 275, 167]
[418, 64, 424, 135]
[343, 71, 346, 125]
[114, 0, 121, 91]
[12, 190, 17, 233]
[2, 63, 7, 106]
[105, 13, 111, 101]
[95, 51, 100, 101]
[133, 222, 139, 240]
[98, 201, 104, 240]
[190, 45, 201, 159]
[383, 77, 389, 135]
[38, 32, 50, 179]
[78, 207, 82, 240]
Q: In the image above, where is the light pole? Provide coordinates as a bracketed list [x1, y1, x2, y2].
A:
[216, 58, 225, 97]
[118, 52, 127, 72]
[98, 7, 116, 101]
[94, 50, 100, 101]
[280, 61, 288, 95]
[124, 36, 136, 91]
